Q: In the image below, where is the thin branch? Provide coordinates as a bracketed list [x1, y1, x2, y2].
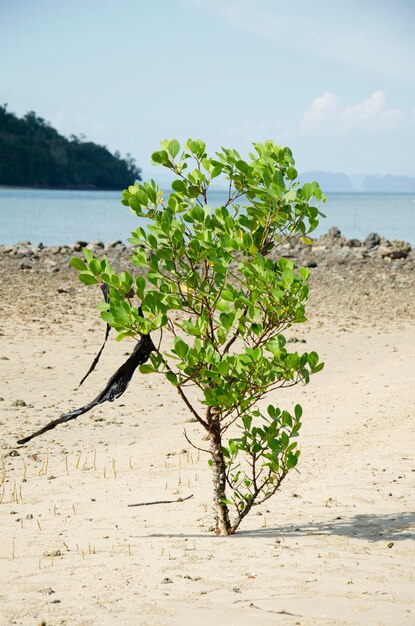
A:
[155, 349, 209, 430]
[183, 429, 210, 454]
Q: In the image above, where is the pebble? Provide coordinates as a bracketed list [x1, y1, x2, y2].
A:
[39, 587, 55, 595]
[43, 549, 62, 557]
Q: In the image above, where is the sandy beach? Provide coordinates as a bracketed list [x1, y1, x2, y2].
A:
[0, 236, 414, 626]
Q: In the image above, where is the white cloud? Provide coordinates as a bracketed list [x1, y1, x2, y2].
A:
[299, 91, 405, 135]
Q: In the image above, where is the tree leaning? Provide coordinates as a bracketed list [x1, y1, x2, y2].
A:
[72, 139, 325, 535]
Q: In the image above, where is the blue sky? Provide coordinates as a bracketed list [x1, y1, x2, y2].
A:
[1, 0, 414, 181]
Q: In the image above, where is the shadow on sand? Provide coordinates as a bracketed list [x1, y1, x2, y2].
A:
[135, 511, 415, 542]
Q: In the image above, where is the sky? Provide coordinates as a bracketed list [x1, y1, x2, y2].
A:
[1, 0, 414, 181]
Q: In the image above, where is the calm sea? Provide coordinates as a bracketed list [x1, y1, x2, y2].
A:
[0, 188, 414, 246]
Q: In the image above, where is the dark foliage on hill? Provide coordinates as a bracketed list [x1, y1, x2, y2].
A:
[0, 105, 141, 189]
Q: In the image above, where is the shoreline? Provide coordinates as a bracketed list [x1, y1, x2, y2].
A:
[2, 184, 415, 195]
[1, 226, 413, 270]
[0, 227, 414, 329]
[0, 184, 124, 192]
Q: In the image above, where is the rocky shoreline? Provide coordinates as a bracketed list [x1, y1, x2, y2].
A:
[1, 227, 414, 326]
[0, 226, 414, 273]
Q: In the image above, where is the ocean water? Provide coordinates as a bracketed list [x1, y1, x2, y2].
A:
[0, 188, 414, 246]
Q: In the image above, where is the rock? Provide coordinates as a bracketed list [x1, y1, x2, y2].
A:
[327, 226, 342, 238]
[88, 240, 104, 248]
[107, 239, 123, 248]
[49, 246, 61, 255]
[378, 240, 411, 259]
[43, 549, 62, 557]
[316, 226, 347, 248]
[306, 260, 317, 268]
[71, 241, 88, 252]
[15, 245, 33, 258]
[29, 243, 44, 253]
[39, 587, 55, 595]
[0, 245, 14, 254]
[19, 262, 32, 270]
[346, 239, 362, 248]
[11, 399, 29, 407]
[364, 232, 381, 248]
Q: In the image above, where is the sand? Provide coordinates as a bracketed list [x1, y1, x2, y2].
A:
[0, 259, 414, 626]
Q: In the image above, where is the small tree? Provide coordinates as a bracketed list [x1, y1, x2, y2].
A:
[72, 139, 324, 535]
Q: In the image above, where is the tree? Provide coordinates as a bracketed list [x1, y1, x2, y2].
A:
[71, 138, 325, 535]
[0, 105, 141, 189]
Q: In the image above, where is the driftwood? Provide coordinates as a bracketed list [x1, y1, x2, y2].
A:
[128, 495, 194, 507]
[17, 333, 155, 445]
[77, 284, 111, 388]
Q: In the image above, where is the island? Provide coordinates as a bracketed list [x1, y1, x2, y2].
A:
[0, 104, 141, 190]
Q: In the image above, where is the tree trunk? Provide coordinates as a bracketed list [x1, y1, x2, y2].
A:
[209, 418, 232, 535]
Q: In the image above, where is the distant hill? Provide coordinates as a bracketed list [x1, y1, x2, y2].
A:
[299, 170, 415, 193]
[298, 170, 353, 192]
[361, 175, 415, 193]
[0, 105, 141, 190]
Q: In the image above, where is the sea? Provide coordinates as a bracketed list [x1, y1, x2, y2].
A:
[0, 188, 414, 246]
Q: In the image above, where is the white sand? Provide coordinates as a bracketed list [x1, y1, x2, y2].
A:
[0, 269, 414, 626]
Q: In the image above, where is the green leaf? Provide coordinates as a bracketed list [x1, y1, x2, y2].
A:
[172, 179, 187, 193]
[70, 257, 87, 271]
[168, 139, 180, 159]
[211, 165, 222, 178]
[287, 166, 298, 181]
[139, 364, 155, 374]
[188, 185, 200, 199]
[294, 404, 303, 420]
[83, 248, 93, 264]
[166, 371, 178, 385]
[190, 206, 205, 222]
[220, 498, 234, 506]
[89, 259, 102, 276]
[218, 361, 230, 377]
[79, 273, 99, 285]
[301, 182, 314, 201]
[135, 276, 145, 298]
[173, 338, 189, 359]
[151, 151, 163, 164]
[308, 351, 319, 368]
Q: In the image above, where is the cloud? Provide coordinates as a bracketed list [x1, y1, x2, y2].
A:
[299, 91, 405, 135]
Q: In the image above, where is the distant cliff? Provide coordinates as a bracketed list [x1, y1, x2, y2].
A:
[299, 170, 415, 193]
[299, 170, 354, 192]
[0, 105, 141, 190]
[360, 175, 415, 193]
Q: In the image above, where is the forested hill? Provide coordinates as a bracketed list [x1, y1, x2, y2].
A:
[0, 105, 141, 189]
